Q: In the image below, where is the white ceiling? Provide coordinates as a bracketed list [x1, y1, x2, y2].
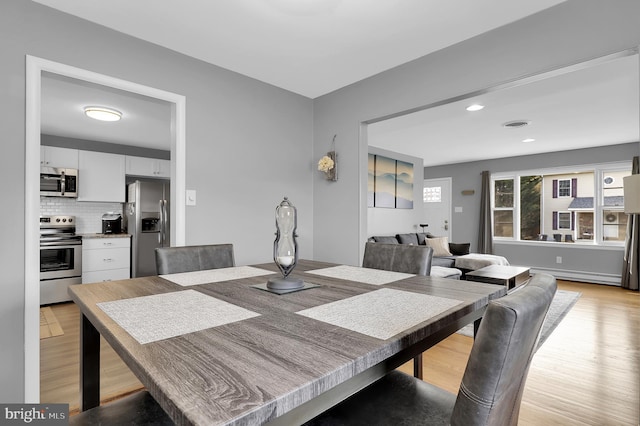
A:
[41, 72, 172, 150]
[33, 0, 566, 98]
[36, 0, 638, 163]
[369, 54, 640, 167]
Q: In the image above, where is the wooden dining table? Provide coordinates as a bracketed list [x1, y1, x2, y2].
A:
[68, 259, 506, 425]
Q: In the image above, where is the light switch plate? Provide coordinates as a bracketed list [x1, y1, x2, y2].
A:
[186, 190, 196, 206]
[455, 206, 463, 213]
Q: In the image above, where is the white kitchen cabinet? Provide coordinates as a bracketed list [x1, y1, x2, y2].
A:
[125, 155, 170, 178]
[82, 237, 131, 283]
[78, 150, 126, 202]
[40, 146, 78, 168]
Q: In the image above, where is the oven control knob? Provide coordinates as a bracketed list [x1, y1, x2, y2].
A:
[56, 218, 61, 222]
[68, 218, 73, 223]
[62, 218, 67, 222]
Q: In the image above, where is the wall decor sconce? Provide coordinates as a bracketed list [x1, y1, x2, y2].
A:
[318, 134, 337, 181]
[461, 190, 475, 196]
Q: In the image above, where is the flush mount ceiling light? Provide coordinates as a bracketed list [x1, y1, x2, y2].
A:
[502, 120, 530, 128]
[84, 106, 122, 122]
[522, 138, 536, 143]
[466, 104, 484, 112]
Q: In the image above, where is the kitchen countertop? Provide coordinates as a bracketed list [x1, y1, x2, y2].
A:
[80, 233, 132, 239]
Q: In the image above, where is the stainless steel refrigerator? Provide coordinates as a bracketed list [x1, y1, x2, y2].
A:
[126, 179, 170, 277]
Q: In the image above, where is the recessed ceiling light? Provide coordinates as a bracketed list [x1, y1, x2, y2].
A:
[84, 106, 122, 122]
[522, 138, 536, 143]
[466, 104, 484, 112]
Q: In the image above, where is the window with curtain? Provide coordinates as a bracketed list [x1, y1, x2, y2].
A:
[491, 161, 631, 245]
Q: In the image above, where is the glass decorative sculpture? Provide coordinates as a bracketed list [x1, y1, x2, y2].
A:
[267, 197, 304, 290]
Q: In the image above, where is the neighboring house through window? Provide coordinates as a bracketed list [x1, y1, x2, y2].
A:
[491, 161, 630, 245]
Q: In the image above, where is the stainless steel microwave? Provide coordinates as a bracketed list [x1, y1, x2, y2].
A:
[40, 167, 78, 197]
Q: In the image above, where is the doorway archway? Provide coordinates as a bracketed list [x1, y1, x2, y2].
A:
[25, 56, 186, 401]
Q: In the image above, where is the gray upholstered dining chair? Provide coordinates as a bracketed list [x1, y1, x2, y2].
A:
[304, 273, 557, 426]
[69, 390, 174, 425]
[362, 241, 434, 379]
[155, 243, 235, 274]
[362, 242, 433, 276]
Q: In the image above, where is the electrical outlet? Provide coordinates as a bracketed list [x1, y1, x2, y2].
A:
[556, 256, 562, 264]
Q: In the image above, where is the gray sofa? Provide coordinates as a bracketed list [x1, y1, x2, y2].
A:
[367, 233, 471, 268]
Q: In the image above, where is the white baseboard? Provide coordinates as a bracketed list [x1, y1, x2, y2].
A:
[529, 267, 621, 286]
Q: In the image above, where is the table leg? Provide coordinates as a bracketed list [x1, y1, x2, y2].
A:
[80, 313, 100, 411]
[413, 353, 423, 379]
[416, 316, 483, 379]
[473, 318, 482, 338]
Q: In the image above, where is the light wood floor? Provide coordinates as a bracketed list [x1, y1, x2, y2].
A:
[399, 280, 640, 425]
[42, 280, 639, 424]
[40, 303, 143, 415]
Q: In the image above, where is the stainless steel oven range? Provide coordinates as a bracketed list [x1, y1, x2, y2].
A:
[40, 215, 82, 305]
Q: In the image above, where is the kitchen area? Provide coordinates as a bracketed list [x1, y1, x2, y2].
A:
[38, 71, 174, 307]
[39, 144, 171, 305]
[35, 60, 179, 410]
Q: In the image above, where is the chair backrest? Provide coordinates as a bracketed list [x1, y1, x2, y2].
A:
[451, 273, 557, 426]
[155, 244, 235, 274]
[362, 242, 433, 275]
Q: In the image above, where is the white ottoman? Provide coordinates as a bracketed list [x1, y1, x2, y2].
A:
[455, 254, 509, 271]
[430, 266, 462, 279]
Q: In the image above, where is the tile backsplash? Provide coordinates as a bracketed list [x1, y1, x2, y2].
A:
[40, 197, 123, 234]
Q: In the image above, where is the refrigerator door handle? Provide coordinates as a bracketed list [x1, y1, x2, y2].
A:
[158, 200, 164, 245]
[160, 199, 168, 247]
[162, 199, 166, 247]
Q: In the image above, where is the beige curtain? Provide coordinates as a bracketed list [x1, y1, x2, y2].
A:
[478, 170, 493, 254]
[621, 156, 639, 291]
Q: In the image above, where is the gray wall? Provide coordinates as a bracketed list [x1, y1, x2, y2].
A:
[312, 0, 640, 269]
[425, 142, 640, 283]
[1, 0, 312, 402]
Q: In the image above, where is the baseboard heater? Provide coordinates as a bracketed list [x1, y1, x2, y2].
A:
[529, 267, 621, 286]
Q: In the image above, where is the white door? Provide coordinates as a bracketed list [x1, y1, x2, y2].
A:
[423, 177, 452, 240]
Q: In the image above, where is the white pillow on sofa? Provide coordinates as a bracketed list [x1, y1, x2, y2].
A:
[424, 236, 453, 257]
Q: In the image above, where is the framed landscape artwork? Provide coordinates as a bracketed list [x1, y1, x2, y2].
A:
[395, 160, 414, 208]
[367, 153, 414, 209]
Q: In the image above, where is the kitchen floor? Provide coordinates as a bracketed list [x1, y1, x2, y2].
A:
[40, 302, 143, 415]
